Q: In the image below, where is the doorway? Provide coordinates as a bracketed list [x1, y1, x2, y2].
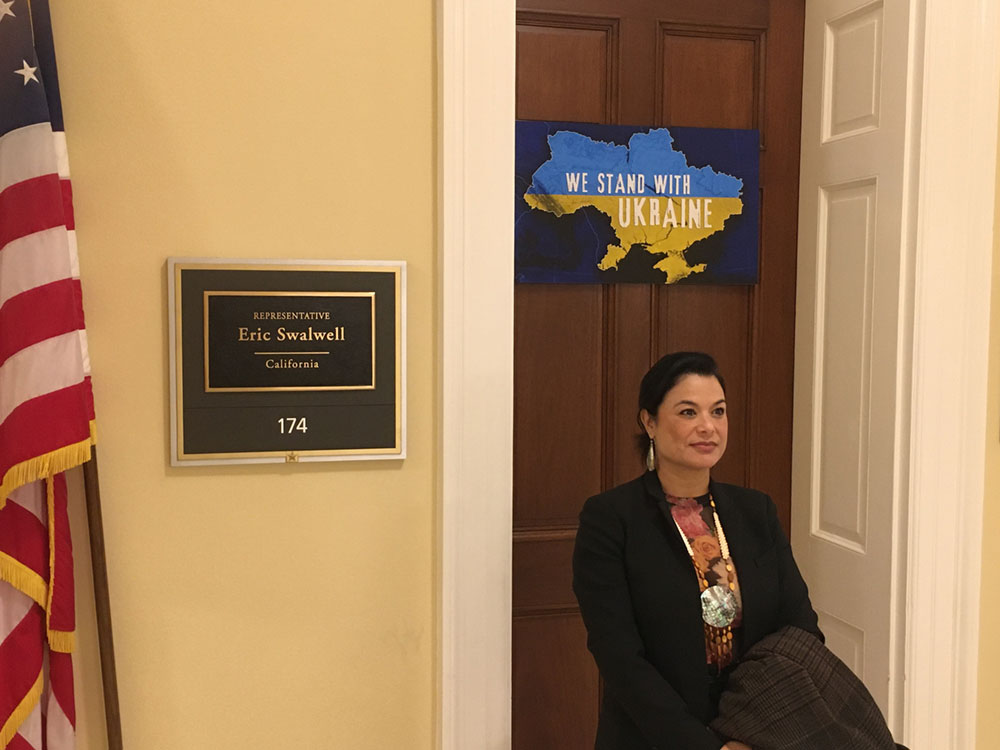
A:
[512, 3, 804, 748]
[438, 1, 998, 748]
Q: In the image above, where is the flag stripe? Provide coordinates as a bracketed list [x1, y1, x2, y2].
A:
[0, 584, 33, 644]
[0, 670, 42, 750]
[0, 174, 65, 251]
[0, 382, 93, 489]
[8, 732, 35, 750]
[0, 280, 85, 369]
[77, 329, 92, 380]
[51, 132, 69, 180]
[0, 333, 86, 426]
[21, 698, 42, 750]
[0, 551, 47, 608]
[0, 123, 57, 193]
[66, 230, 80, 279]
[0, 500, 48, 578]
[60, 180, 74, 232]
[8, 481, 46, 524]
[48, 651, 74, 728]
[46, 475, 73, 641]
[0, 228, 76, 309]
[0, 603, 44, 725]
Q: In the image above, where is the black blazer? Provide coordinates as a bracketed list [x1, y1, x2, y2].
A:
[572, 472, 822, 750]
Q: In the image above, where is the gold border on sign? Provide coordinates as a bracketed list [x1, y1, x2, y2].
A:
[175, 263, 186, 460]
[202, 291, 376, 393]
[394, 266, 401, 451]
[172, 262, 402, 461]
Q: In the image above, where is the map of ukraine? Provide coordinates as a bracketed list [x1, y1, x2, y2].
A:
[523, 128, 744, 283]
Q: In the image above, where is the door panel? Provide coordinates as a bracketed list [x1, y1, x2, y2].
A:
[513, 534, 578, 613]
[793, 0, 913, 723]
[607, 286, 654, 488]
[658, 32, 760, 129]
[512, 615, 600, 749]
[514, 286, 605, 525]
[514, 3, 806, 747]
[516, 15, 619, 123]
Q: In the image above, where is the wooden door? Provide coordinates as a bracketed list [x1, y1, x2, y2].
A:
[512, 2, 806, 748]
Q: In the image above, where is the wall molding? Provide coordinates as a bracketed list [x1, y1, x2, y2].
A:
[903, 0, 999, 746]
[438, 0, 515, 748]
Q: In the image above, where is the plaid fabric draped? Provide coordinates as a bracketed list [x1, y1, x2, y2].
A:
[711, 626, 899, 750]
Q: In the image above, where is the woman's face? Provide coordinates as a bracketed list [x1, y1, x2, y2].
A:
[641, 373, 728, 476]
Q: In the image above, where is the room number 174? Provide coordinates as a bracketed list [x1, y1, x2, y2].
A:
[277, 417, 308, 434]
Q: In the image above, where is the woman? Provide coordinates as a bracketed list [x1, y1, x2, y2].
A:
[572, 352, 822, 750]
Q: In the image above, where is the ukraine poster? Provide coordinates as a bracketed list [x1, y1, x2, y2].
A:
[515, 121, 760, 284]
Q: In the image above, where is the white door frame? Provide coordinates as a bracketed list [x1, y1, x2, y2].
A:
[902, 1, 998, 747]
[438, 1, 515, 748]
[437, 1, 999, 748]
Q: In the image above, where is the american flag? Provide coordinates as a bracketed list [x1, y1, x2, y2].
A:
[0, 0, 97, 748]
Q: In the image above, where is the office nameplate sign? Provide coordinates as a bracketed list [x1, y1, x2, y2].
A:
[168, 259, 406, 465]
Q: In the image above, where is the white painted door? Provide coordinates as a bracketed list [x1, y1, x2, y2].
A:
[792, 0, 915, 731]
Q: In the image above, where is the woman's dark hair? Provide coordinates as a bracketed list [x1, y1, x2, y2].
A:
[635, 351, 726, 458]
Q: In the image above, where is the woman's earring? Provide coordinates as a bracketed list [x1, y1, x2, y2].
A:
[646, 438, 655, 471]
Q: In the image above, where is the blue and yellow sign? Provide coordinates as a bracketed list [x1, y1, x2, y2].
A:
[515, 121, 759, 284]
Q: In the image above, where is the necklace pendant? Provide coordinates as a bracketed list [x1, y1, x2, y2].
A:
[700, 585, 737, 628]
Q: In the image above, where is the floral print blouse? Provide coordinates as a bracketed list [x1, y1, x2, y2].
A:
[667, 493, 744, 664]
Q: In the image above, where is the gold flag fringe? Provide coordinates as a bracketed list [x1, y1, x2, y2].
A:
[0, 423, 92, 739]
[0, 555, 74, 651]
[0, 669, 43, 749]
[0, 551, 47, 607]
[48, 629, 75, 654]
[0, 428, 95, 512]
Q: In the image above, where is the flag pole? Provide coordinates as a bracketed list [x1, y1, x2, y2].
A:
[81, 447, 124, 750]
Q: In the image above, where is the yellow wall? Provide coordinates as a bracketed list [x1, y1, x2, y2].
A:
[51, 2, 436, 748]
[978, 87, 1000, 745]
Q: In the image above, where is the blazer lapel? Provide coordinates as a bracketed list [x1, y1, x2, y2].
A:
[710, 480, 771, 645]
[709, 480, 750, 554]
[643, 471, 697, 563]
[641, 472, 708, 617]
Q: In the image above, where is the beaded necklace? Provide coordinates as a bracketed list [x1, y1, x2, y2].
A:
[669, 493, 737, 668]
